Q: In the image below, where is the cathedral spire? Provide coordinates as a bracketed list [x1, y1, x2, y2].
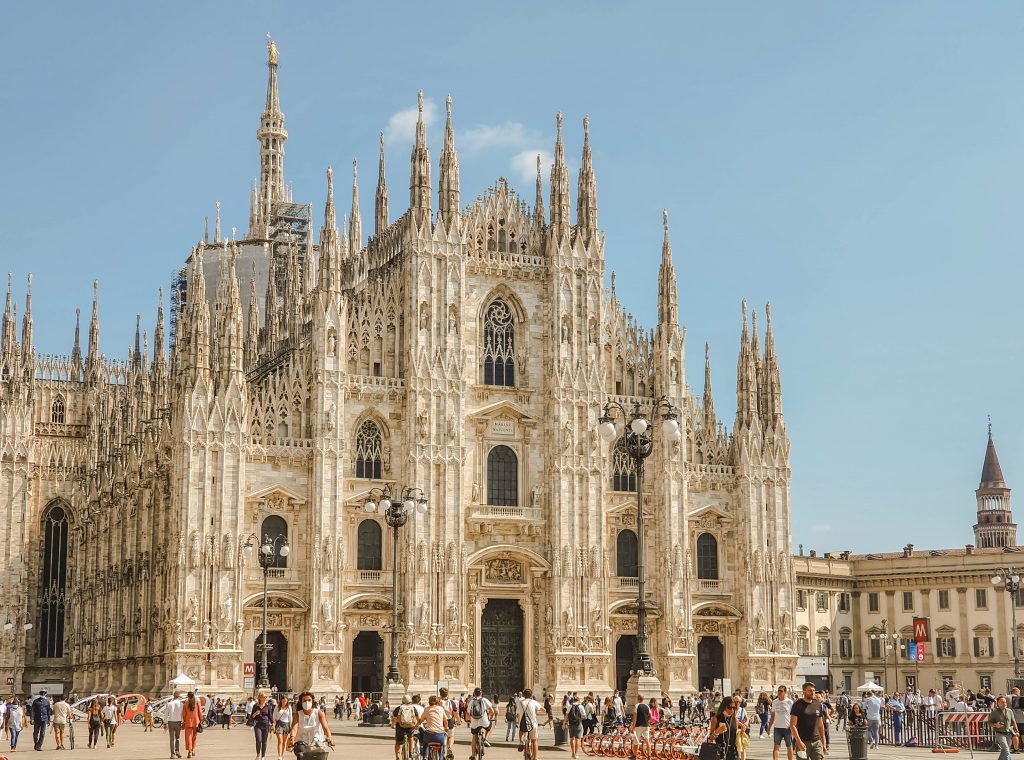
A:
[549, 112, 571, 236]
[319, 167, 340, 294]
[186, 247, 211, 378]
[703, 341, 716, 429]
[409, 90, 432, 225]
[214, 201, 222, 244]
[761, 303, 783, 424]
[86, 279, 100, 374]
[20, 273, 33, 364]
[576, 115, 597, 245]
[533, 154, 545, 228]
[1, 273, 16, 361]
[657, 209, 679, 327]
[215, 242, 245, 384]
[438, 94, 461, 228]
[257, 35, 288, 227]
[349, 160, 362, 250]
[735, 300, 758, 428]
[133, 313, 142, 370]
[375, 133, 389, 236]
[70, 308, 82, 371]
[153, 287, 166, 379]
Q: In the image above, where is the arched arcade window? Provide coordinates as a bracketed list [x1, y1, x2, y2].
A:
[260, 515, 289, 568]
[38, 504, 69, 658]
[616, 529, 638, 577]
[611, 439, 636, 492]
[696, 533, 719, 580]
[354, 420, 383, 479]
[357, 519, 383, 570]
[486, 445, 518, 506]
[51, 397, 66, 424]
[482, 299, 516, 387]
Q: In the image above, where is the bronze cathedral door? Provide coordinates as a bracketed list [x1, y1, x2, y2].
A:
[480, 599, 524, 699]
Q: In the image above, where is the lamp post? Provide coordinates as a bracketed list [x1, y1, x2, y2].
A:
[992, 568, 1021, 677]
[870, 619, 892, 691]
[598, 396, 681, 695]
[244, 531, 290, 690]
[364, 484, 428, 694]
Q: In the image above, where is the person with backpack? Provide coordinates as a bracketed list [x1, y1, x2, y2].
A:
[834, 692, 850, 732]
[468, 687, 495, 760]
[505, 696, 519, 741]
[564, 696, 586, 759]
[393, 694, 423, 760]
[439, 687, 460, 760]
[516, 689, 543, 760]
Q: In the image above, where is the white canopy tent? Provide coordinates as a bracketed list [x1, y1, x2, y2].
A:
[169, 672, 197, 688]
[856, 682, 884, 693]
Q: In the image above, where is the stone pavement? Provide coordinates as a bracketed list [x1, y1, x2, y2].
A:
[6, 720, 964, 760]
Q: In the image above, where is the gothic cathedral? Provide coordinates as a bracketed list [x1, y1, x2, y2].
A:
[0, 41, 797, 698]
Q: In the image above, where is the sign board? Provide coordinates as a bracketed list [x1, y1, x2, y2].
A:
[907, 643, 918, 661]
[906, 675, 917, 690]
[5, 677, 13, 686]
[981, 676, 993, 690]
[917, 643, 926, 663]
[913, 617, 930, 643]
[797, 656, 829, 676]
[243, 663, 256, 677]
[243, 677, 255, 690]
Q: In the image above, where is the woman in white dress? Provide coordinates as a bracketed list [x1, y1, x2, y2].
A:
[273, 694, 294, 760]
[288, 691, 335, 758]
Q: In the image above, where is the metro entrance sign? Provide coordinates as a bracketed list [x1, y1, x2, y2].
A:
[917, 643, 926, 662]
[913, 617, 930, 643]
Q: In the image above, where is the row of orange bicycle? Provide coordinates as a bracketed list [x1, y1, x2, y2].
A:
[580, 724, 711, 758]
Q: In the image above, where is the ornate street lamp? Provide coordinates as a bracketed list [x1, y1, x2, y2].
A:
[992, 568, 1021, 677]
[243, 531, 290, 690]
[869, 619, 900, 691]
[597, 396, 681, 681]
[364, 485, 428, 688]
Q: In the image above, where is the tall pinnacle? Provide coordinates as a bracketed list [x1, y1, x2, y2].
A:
[70, 308, 82, 370]
[549, 112, 571, 236]
[1, 273, 15, 360]
[576, 115, 597, 245]
[153, 287, 166, 378]
[257, 35, 288, 226]
[409, 90, 432, 224]
[438, 94, 461, 228]
[657, 209, 679, 327]
[20, 273, 33, 360]
[735, 300, 759, 427]
[319, 167, 340, 294]
[533, 154, 545, 228]
[86, 279, 100, 371]
[703, 341, 715, 428]
[762, 303, 782, 424]
[349, 160, 362, 250]
[375, 132, 389, 236]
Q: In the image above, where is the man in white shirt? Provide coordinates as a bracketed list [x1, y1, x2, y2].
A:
[768, 686, 794, 760]
[862, 692, 883, 748]
[160, 690, 184, 759]
[613, 691, 624, 722]
[468, 687, 495, 760]
[517, 689, 542, 760]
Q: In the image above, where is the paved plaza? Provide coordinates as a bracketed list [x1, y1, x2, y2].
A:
[7, 720, 949, 760]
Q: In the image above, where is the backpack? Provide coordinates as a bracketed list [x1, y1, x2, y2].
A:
[568, 703, 583, 726]
[398, 704, 418, 729]
[470, 698, 485, 720]
[506, 702, 517, 722]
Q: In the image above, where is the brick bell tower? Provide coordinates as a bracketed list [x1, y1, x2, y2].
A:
[974, 420, 1015, 549]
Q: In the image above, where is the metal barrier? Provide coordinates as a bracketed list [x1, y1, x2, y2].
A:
[830, 709, 989, 749]
[935, 712, 993, 755]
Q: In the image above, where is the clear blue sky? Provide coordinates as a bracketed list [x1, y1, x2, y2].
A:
[1, 2, 1021, 552]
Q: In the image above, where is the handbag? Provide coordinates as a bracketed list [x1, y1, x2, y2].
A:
[698, 742, 721, 760]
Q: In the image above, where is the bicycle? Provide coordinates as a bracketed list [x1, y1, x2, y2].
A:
[471, 726, 486, 760]
[426, 741, 445, 760]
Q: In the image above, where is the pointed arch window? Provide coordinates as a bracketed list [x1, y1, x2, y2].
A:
[616, 529, 638, 577]
[486, 445, 518, 506]
[611, 439, 637, 492]
[38, 504, 69, 658]
[51, 397, 66, 424]
[260, 515, 289, 568]
[696, 533, 719, 580]
[482, 299, 516, 387]
[357, 519, 383, 570]
[355, 420, 383, 479]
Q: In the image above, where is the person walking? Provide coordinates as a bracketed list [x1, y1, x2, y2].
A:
[7, 698, 24, 752]
[86, 697, 103, 749]
[101, 695, 121, 748]
[181, 692, 204, 758]
[709, 696, 741, 760]
[250, 689, 274, 760]
[629, 693, 652, 744]
[273, 694, 293, 760]
[768, 686, 794, 760]
[862, 691, 883, 748]
[516, 689, 542, 760]
[162, 690, 185, 758]
[144, 696, 156, 732]
[564, 694, 586, 759]
[789, 684, 827, 760]
[990, 695, 1015, 760]
[52, 694, 72, 750]
[30, 689, 52, 751]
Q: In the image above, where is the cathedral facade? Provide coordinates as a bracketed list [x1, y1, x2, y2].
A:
[0, 42, 798, 699]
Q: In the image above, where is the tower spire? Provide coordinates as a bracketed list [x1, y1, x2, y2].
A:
[70, 308, 82, 371]
[349, 160, 362, 250]
[375, 132, 389, 235]
[214, 201, 222, 244]
[318, 167, 340, 294]
[153, 287, 166, 379]
[576, 115, 597, 245]
[735, 300, 758, 427]
[257, 35, 288, 228]
[657, 209, 679, 327]
[533, 154, 545, 228]
[761, 303, 783, 424]
[20, 273, 33, 364]
[549, 112, 571, 236]
[1, 273, 16, 361]
[975, 421, 1016, 548]
[410, 90, 432, 225]
[438, 94, 461, 228]
[86, 279, 100, 374]
[703, 341, 715, 429]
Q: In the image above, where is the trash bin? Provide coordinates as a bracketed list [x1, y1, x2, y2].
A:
[847, 725, 868, 760]
[553, 723, 566, 746]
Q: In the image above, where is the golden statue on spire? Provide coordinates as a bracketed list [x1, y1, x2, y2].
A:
[266, 33, 278, 65]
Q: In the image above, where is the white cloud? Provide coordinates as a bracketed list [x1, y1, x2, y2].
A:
[460, 122, 544, 156]
[810, 524, 833, 534]
[385, 97, 438, 147]
[510, 149, 554, 186]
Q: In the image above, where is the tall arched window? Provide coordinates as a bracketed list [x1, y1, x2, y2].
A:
[38, 504, 69, 658]
[482, 299, 516, 387]
[611, 439, 636, 492]
[357, 519, 383, 570]
[51, 397, 66, 424]
[616, 529, 639, 577]
[260, 515, 289, 569]
[355, 420, 383, 479]
[487, 445, 518, 506]
[696, 533, 719, 580]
